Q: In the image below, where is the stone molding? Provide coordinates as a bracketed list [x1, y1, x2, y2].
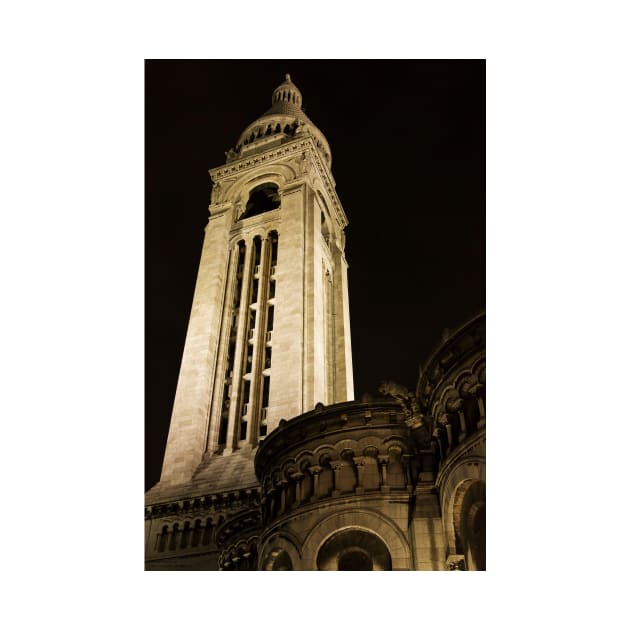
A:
[145, 486, 260, 520]
[300, 509, 411, 571]
[417, 313, 485, 411]
[435, 431, 486, 490]
[209, 137, 347, 230]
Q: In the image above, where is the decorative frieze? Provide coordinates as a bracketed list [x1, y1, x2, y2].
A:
[209, 137, 347, 230]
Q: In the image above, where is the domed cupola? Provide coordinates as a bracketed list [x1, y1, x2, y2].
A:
[270, 74, 303, 110]
[230, 75, 332, 168]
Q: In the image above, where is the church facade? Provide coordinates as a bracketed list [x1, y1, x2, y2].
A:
[144, 75, 485, 570]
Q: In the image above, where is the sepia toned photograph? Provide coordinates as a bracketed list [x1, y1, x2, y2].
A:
[145, 60, 485, 570]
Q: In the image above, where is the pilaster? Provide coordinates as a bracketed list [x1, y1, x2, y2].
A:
[410, 485, 446, 571]
[158, 212, 230, 485]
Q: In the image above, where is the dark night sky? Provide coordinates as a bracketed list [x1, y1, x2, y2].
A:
[145, 60, 485, 491]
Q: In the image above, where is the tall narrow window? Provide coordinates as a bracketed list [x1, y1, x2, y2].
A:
[202, 519, 213, 546]
[254, 236, 262, 267]
[169, 524, 179, 551]
[218, 382, 230, 447]
[267, 305, 274, 332]
[246, 338, 254, 373]
[270, 232, 278, 266]
[234, 241, 246, 307]
[192, 520, 202, 547]
[247, 310, 256, 343]
[240, 380, 250, 441]
[181, 522, 191, 549]
[158, 525, 168, 552]
[260, 375, 270, 437]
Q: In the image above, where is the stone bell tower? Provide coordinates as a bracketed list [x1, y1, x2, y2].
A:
[149, 75, 354, 497]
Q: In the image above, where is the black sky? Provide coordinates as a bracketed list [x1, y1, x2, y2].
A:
[145, 60, 485, 491]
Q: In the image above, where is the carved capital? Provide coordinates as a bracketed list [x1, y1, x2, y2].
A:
[460, 375, 482, 398]
[445, 397, 463, 413]
[405, 412, 426, 431]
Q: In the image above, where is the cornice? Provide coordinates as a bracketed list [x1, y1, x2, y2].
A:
[209, 136, 348, 229]
[145, 486, 260, 520]
[259, 492, 412, 545]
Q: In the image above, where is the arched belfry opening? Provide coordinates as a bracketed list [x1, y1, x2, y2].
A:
[240, 183, 280, 220]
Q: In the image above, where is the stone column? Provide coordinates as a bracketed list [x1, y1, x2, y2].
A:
[440, 415, 453, 453]
[353, 456, 366, 493]
[403, 454, 413, 489]
[267, 489, 276, 521]
[457, 408, 467, 440]
[277, 480, 288, 514]
[308, 465, 322, 500]
[330, 460, 343, 497]
[291, 472, 305, 506]
[378, 456, 389, 490]
[477, 397, 486, 428]
[242, 552, 252, 571]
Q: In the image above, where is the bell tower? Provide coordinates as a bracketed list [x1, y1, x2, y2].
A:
[152, 75, 354, 491]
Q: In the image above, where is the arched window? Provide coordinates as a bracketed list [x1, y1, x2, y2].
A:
[317, 529, 392, 571]
[158, 525, 168, 552]
[169, 524, 179, 551]
[191, 519, 202, 547]
[180, 522, 191, 549]
[264, 549, 293, 571]
[338, 549, 373, 571]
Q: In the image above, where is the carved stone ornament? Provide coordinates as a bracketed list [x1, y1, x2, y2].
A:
[446, 555, 466, 571]
[379, 380, 419, 419]
[445, 396, 463, 413]
[460, 375, 481, 398]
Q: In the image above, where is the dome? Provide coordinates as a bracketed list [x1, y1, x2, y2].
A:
[269, 73, 303, 111]
[230, 74, 332, 167]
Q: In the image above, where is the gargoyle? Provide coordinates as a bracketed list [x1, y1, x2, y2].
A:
[379, 380, 431, 443]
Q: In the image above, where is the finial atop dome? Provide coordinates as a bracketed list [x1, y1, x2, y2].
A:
[271, 74, 302, 109]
